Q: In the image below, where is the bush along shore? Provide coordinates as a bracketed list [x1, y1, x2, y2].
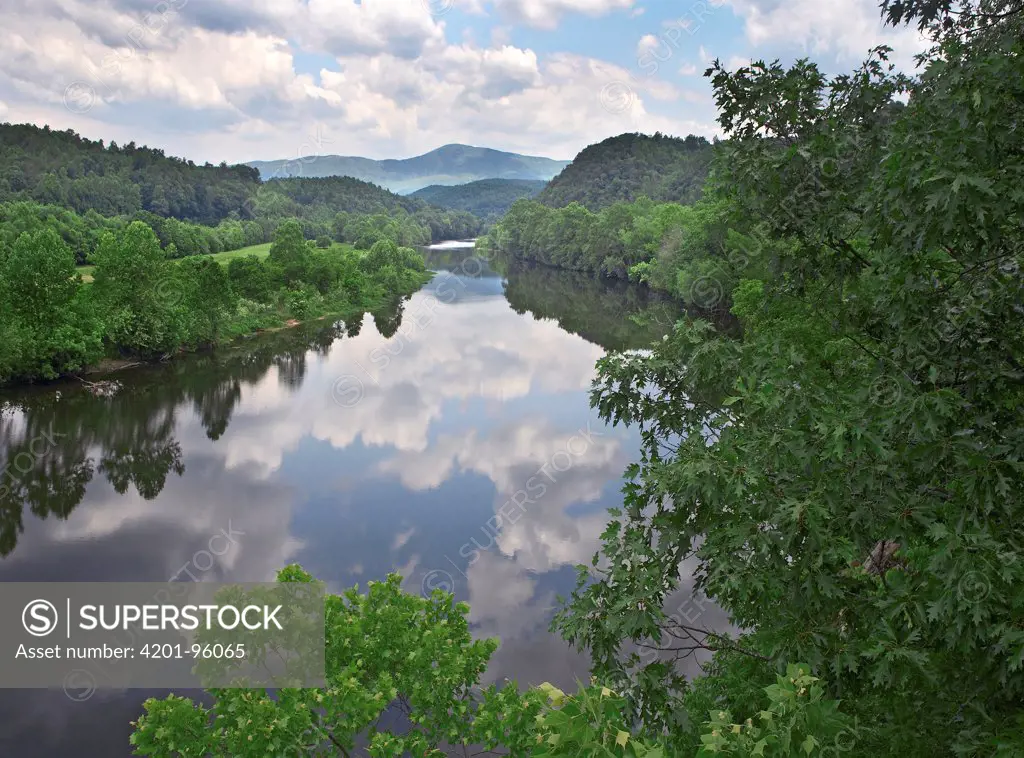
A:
[0, 219, 431, 387]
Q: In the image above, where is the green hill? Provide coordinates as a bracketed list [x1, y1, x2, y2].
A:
[537, 132, 714, 210]
[409, 178, 547, 221]
[262, 176, 422, 215]
[0, 122, 260, 224]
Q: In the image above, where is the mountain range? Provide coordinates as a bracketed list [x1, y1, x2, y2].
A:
[247, 144, 569, 195]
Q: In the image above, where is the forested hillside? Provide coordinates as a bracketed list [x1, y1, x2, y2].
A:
[537, 132, 714, 210]
[262, 176, 416, 215]
[0, 127, 483, 266]
[410, 178, 547, 221]
[257, 177, 481, 243]
[0, 123, 260, 223]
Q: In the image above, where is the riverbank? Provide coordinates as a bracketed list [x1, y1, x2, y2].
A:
[94, 269, 431, 385]
[0, 221, 435, 389]
[1, 267, 433, 391]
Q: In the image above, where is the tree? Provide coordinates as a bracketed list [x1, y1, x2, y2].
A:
[555, 2, 1024, 756]
[0, 228, 102, 380]
[227, 255, 273, 302]
[90, 221, 185, 357]
[129, 567, 848, 757]
[177, 256, 236, 344]
[267, 219, 311, 286]
[362, 238, 403, 273]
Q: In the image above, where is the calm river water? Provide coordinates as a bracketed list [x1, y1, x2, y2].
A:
[0, 243, 713, 755]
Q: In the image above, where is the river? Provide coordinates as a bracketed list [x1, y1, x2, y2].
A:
[0, 242, 713, 755]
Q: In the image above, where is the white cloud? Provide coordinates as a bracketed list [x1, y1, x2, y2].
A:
[725, 0, 927, 70]
[491, 0, 637, 29]
[0, 0, 715, 163]
[490, 25, 512, 46]
[637, 34, 660, 57]
[725, 54, 752, 71]
[307, 0, 444, 59]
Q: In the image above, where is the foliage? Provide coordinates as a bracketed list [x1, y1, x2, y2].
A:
[410, 178, 548, 222]
[484, 134, 724, 283]
[488, 195, 756, 293]
[0, 123, 259, 223]
[261, 177, 482, 243]
[0, 228, 103, 381]
[555, 2, 1024, 757]
[695, 664, 853, 757]
[129, 567, 530, 758]
[267, 220, 313, 287]
[175, 256, 236, 346]
[0, 212, 428, 383]
[227, 255, 274, 302]
[0, 125, 483, 270]
[0, 200, 123, 265]
[129, 567, 846, 757]
[537, 133, 714, 211]
[90, 221, 187, 357]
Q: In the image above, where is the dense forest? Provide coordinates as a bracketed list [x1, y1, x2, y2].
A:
[536, 132, 714, 210]
[481, 195, 729, 282]
[480, 133, 723, 281]
[0, 219, 429, 385]
[0, 123, 260, 223]
[260, 177, 481, 243]
[132, 0, 1024, 755]
[410, 178, 548, 221]
[0, 123, 482, 263]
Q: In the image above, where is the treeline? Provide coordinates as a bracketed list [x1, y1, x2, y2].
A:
[0, 190, 479, 268]
[260, 177, 481, 243]
[483, 132, 729, 294]
[537, 132, 714, 210]
[0, 123, 259, 223]
[409, 178, 548, 222]
[0, 220, 428, 385]
[483, 195, 736, 290]
[0, 200, 269, 265]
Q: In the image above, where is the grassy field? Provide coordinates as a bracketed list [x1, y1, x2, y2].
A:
[206, 242, 272, 263]
[75, 241, 351, 283]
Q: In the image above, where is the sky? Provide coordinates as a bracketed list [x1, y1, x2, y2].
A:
[0, 0, 927, 165]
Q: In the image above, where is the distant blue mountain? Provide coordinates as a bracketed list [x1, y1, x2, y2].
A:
[248, 144, 569, 195]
